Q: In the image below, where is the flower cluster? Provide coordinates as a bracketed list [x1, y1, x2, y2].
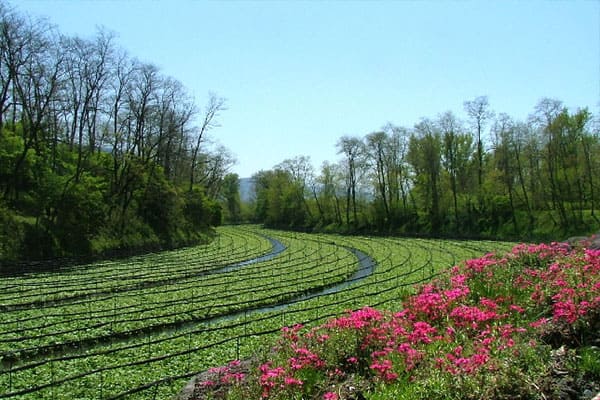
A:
[198, 360, 246, 389]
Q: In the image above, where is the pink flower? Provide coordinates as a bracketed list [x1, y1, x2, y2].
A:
[407, 321, 437, 344]
[208, 366, 227, 374]
[370, 358, 399, 381]
[383, 370, 399, 381]
[464, 254, 497, 273]
[509, 304, 525, 313]
[284, 376, 303, 387]
[443, 286, 470, 301]
[530, 318, 549, 329]
[327, 307, 382, 330]
[449, 305, 497, 327]
[553, 300, 578, 323]
[246, 240, 600, 398]
[221, 372, 245, 384]
[397, 342, 421, 370]
[450, 273, 468, 287]
[288, 347, 325, 370]
[479, 298, 499, 311]
[281, 324, 303, 342]
[317, 334, 330, 343]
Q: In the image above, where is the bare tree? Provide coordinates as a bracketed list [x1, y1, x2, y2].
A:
[512, 122, 536, 231]
[189, 92, 225, 191]
[531, 98, 567, 228]
[198, 145, 235, 198]
[337, 135, 364, 227]
[128, 62, 160, 160]
[383, 123, 412, 214]
[464, 96, 494, 189]
[0, 2, 21, 129]
[5, 15, 63, 200]
[365, 130, 398, 226]
[61, 29, 114, 180]
[438, 111, 467, 229]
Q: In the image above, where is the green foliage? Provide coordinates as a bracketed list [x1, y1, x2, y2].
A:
[53, 175, 108, 254]
[221, 173, 242, 223]
[0, 138, 219, 260]
[139, 171, 184, 244]
[0, 200, 25, 260]
[20, 221, 58, 260]
[254, 169, 309, 229]
[578, 347, 600, 378]
[185, 187, 221, 228]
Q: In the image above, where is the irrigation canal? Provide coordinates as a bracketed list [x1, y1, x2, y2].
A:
[191, 237, 376, 322]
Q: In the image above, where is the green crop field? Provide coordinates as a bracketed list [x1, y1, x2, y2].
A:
[0, 226, 514, 399]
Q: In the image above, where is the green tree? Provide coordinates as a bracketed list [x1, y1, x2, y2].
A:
[253, 169, 308, 228]
[438, 111, 473, 231]
[491, 113, 519, 234]
[276, 155, 315, 223]
[221, 173, 241, 223]
[314, 161, 344, 227]
[408, 119, 443, 232]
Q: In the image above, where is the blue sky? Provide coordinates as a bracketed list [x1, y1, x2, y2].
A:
[13, 0, 600, 178]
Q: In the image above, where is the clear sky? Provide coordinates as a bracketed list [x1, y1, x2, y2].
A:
[12, 0, 600, 178]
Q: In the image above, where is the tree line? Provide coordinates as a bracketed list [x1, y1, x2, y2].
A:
[251, 97, 599, 240]
[0, 3, 233, 261]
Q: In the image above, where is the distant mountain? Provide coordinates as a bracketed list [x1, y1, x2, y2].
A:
[239, 177, 255, 203]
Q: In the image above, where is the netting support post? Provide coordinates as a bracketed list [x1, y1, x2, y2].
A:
[99, 369, 103, 399]
[51, 360, 55, 400]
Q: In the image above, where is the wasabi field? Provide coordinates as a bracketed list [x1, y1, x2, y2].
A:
[0, 226, 514, 399]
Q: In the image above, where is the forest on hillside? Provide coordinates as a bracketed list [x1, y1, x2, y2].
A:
[249, 97, 600, 240]
[0, 3, 235, 261]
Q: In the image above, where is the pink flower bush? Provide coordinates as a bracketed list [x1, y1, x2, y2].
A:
[233, 240, 600, 399]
